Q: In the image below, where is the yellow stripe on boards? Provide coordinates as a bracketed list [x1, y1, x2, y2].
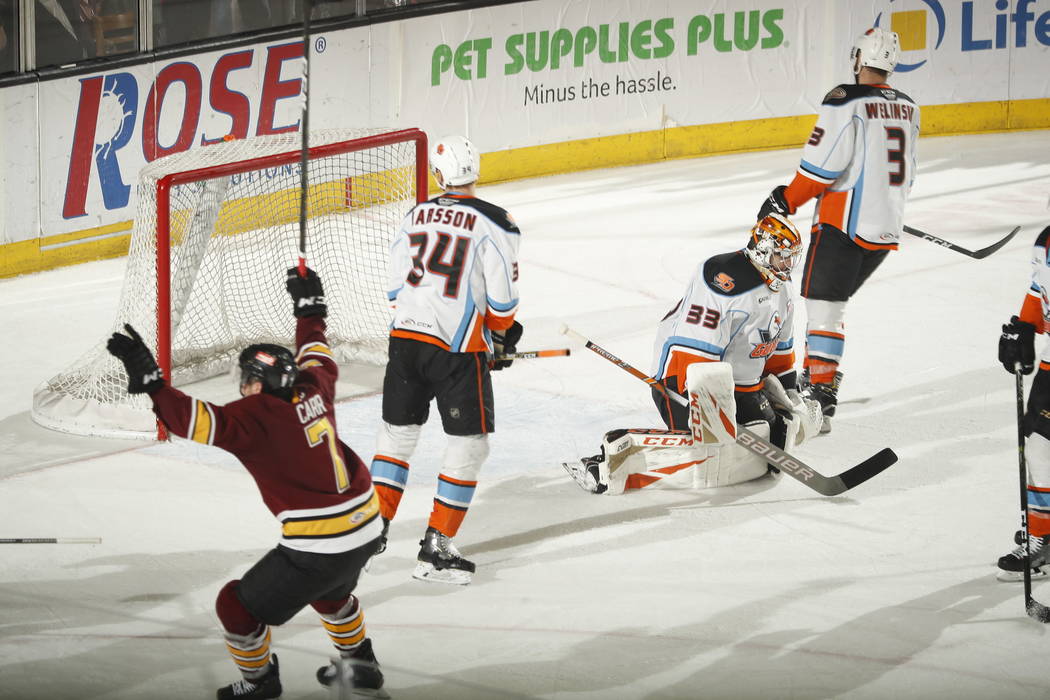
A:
[5, 98, 1049, 279]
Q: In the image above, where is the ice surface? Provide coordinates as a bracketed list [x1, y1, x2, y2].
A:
[2, 132, 1050, 699]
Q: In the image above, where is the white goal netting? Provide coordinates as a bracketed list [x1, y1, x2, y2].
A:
[32, 128, 426, 439]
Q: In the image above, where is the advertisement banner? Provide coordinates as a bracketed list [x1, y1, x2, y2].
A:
[2, 0, 1048, 270]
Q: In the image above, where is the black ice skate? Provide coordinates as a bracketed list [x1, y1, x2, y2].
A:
[412, 527, 475, 585]
[997, 530, 1050, 581]
[216, 654, 281, 700]
[802, 370, 842, 434]
[562, 455, 608, 494]
[316, 638, 389, 699]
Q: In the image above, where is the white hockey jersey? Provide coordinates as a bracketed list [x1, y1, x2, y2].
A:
[785, 83, 920, 250]
[1018, 227, 1050, 365]
[388, 192, 520, 353]
[652, 250, 796, 392]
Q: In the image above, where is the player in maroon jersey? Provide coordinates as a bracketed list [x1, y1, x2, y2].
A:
[107, 268, 387, 700]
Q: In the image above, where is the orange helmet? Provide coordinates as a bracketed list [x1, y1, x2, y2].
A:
[745, 213, 803, 291]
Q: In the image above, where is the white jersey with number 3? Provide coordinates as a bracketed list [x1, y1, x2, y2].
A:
[387, 193, 521, 354]
[789, 83, 920, 250]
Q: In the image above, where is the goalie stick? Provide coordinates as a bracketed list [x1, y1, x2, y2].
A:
[560, 325, 897, 497]
[1013, 368, 1050, 623]
[903, 224, 1020, 260]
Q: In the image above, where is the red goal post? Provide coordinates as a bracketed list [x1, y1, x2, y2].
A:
[33, 127, 429, 439]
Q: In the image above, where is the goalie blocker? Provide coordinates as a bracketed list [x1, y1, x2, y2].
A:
[564, 362, 823, 495]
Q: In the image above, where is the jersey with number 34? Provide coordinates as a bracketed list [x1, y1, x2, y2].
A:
[388, 193, 521, 353]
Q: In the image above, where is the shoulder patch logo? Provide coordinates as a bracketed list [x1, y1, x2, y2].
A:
[714, 272, 735, 292]
[880, 88, 897, 100]
[826, 87, 847, 100]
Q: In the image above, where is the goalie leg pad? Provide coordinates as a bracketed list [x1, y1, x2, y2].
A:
[598, 429, 708, 494]
[685, 361, 737, 445]
[696, 420, 772, 488]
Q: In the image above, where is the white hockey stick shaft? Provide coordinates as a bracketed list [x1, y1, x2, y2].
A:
[0, 537, 102, 544]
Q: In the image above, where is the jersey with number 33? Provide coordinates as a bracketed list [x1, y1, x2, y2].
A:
[388, 193, 521, 354]
[785, 83, 920, 250]
[652, 250, 796, 392]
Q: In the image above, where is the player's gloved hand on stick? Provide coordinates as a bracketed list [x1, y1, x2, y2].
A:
[1000, 316, 1036, 375]
[491, 321, 524, 371]
[757, 185, 793, 220]
[106, 324, 165, 394]
[286, 267, 327, 318]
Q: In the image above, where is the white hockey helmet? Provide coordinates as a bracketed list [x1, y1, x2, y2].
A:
[745, 213, 803, 291]
[429, 135, 480, 188]
[851, 27, 900, 76]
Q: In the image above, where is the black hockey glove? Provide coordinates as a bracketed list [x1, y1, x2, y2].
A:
[285, 267, 327, 318]
[491, 321, 524, 371]
[757, 185, 793, 220]
[106, 324, 164, 395]
[1000, 316, 1036, 375]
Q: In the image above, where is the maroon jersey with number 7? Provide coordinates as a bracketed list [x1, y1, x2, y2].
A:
[149, 316, 382, 555]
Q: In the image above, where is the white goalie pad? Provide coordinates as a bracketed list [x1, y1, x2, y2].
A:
[763, 375, 824, 450]
[577, 423, 769, 495]
[686, 362, 737, 446]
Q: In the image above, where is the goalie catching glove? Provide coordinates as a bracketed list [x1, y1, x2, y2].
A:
[999, 315, 1035, 375]
[106, 324, 165, 395]
[490, 321, 523, 371]
[285, 267, 327, 318]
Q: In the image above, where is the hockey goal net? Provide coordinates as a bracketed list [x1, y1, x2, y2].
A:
[32, 127, 428, 439]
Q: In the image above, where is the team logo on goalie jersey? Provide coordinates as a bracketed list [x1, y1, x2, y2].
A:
[750, 313, 784, 358]
[714, 273, 735, 292]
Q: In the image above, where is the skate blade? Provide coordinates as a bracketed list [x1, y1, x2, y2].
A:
[561, 461, 599, 493]
[996, 567, 1048, 582]
[412, 561, 472, 585]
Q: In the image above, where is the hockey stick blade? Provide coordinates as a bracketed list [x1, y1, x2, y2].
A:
[738, 427, 898, 496]
[1027, 599, 1050, 623]
[903, 225, 1020, 260]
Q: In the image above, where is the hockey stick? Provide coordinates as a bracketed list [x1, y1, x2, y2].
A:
[296, 0, 314, 277]
[494, 348, 570, 361]
[560, 324, 897, 496]
[0, 538, 101, 544]
[903, 224, 1020, 259]
[1014, 368, 1050, 622]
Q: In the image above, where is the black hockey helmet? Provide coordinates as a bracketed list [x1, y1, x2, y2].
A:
[238, 344, 298, 399]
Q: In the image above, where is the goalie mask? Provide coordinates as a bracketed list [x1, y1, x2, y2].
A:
[429, 134, 480, 188]
[237, 344, 298, 399]
[851, 27, 900, 77]
[745, 213, 802, 291]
